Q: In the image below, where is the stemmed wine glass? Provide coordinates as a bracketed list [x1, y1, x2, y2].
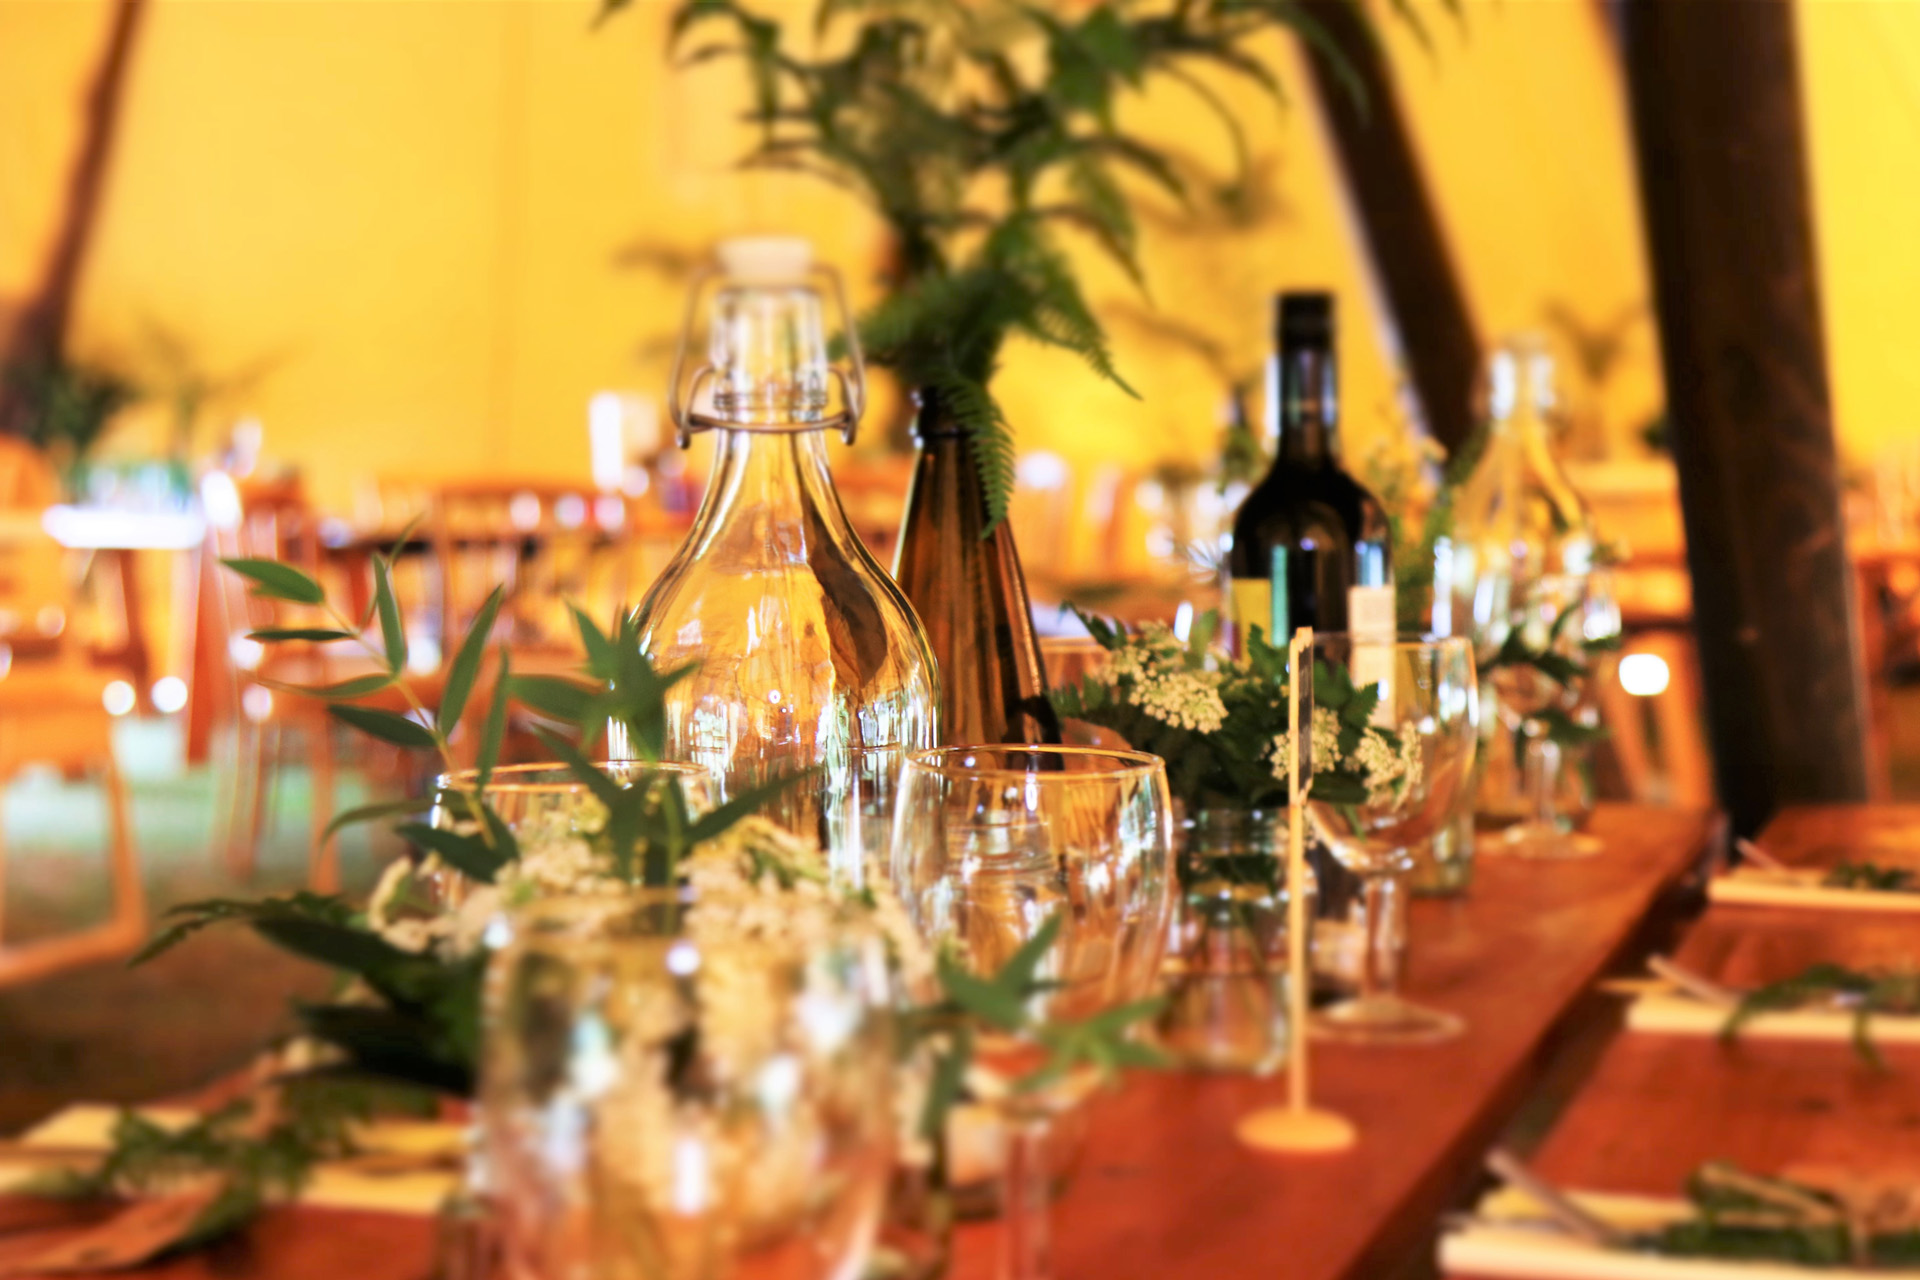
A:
[1303, 635, 1479, 1045]
[1485, 573, 1608, 860]
[889, 747, 1175, 1280]
[481, 894, 898, 1280]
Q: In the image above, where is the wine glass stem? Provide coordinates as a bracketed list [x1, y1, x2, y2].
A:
[1525, 730, 1562, 831]
[1000, 1110, 1053, 1280]
[1358, 870, 1407, 1005]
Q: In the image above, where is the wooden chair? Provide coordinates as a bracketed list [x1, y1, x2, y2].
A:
[0, 441, 144, 986]
[201, 472, 346, 891]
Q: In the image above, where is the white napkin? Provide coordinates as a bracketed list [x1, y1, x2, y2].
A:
[1440, 1186, 1920, 1278]
[0, 1105, 460, 1216]
[1624, 992, 1920, 1045]
[1709, 868, 1920, 914]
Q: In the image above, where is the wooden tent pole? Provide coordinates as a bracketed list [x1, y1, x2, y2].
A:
[0, 0, 148, 434]
[1620, 0, 1872, 832]
[1298, 0, 1480, 455]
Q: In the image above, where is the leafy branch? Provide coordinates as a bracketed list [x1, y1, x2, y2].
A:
[608, 0, 1397, 528]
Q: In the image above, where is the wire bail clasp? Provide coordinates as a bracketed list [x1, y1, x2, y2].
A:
[667, 237, 867, 448]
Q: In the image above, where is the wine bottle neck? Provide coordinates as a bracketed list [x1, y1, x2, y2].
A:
[1269, 344, 1339, 466]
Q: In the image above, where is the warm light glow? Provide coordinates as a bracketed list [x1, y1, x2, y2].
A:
[242, 686, 274, 722]
[1619, 652, 1671, 698]
[151, 676, 189, 714]
[103, 681, 137, 717]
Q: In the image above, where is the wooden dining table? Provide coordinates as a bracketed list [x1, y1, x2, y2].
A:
[0, 804, 1714, 1280]
[1448, 802, 1920, 1280]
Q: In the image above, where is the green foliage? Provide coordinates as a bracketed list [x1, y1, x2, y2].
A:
[51, 1081, 406, 1250]
[907, 914, 1164, 1137]
[1821, 861, 1917, 893]
[1635, 1161, 1920, 1267]
[1052, 607, 1293, 810]
[122, 553, 1167, 1246]
[1053, 608, 1386, 813]
[1479, 597, 1620, 749]
[1722, 963, 1920, 1070]
[4, 355, 138, 469]
[611, 0, 1388, 528]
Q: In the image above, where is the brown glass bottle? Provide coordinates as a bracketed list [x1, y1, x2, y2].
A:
[892, 389, 1061, 745]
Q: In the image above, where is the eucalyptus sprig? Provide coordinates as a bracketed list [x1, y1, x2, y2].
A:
[609, 0, 1413, 527]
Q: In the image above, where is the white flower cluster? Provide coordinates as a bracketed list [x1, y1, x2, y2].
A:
[1267, 706, 1343, 781]
[1353, 729, 1423, 804]
[1267, 705, 1423, 806]
[1111, 623, 1229, 734]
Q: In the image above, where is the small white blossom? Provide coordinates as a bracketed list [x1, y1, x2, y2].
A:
[1135, 669, 1228, 733]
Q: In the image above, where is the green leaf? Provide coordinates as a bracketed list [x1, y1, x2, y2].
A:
[249, 917, 422, 984]
[438, 585, 503, 736]
[322, 798, 430, 842]
[130, 892, 358, 966]
[476, 646, 510, 789]
[262, 673, 395, 701]
[530, 727, 624, 809]
[373, 557, 407, 674]
[683, 768, 817, 845]
[920, 1026, 973, 1141]
[998, 913, 1061, 995]
[247, 628, 356, 643]
[395, 822, 510, 885]
[328, 704, 437, 749]
[937, 960, 1027, 1032]
[222, 559, 325, 605]
[572, 604, 617, 678]
[508, 674, 595, 724]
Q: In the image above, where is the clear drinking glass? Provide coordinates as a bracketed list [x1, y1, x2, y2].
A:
[1485, 573, 1602, 860]
[432, 762, 716, 837]
[889, 746, 1175, 1280]
[1303, 635, 1478, 1045]
[481, 894, 897, 1280]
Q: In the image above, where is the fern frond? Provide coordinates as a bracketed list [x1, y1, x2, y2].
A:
[925, 370, 1016, 532]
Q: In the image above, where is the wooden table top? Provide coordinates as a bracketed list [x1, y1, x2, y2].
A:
[944, 804, 1712, 1280]
[1449, 802, 1920, 1280]
[2, 805, 1712, 1280]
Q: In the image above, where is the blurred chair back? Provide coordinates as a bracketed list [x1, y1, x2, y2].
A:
[0, 440, 144, 985]
[432, 481, 627, 654]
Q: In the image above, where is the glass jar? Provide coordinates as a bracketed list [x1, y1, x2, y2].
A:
[1157, 808, 1316, 1074]
[631, 237, 939, 865]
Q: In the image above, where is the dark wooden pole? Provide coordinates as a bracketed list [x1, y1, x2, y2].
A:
[1299, 0, 1480, 454]
[0, 0, 147, 434]
[1621, 0, 1869, 835]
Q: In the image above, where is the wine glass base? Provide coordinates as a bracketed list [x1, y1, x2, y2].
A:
[1312, 995, 1464, 1045]
[1491, 824, 1602, 860]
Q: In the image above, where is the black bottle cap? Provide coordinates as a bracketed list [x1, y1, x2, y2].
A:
[1275, 292, 1334, 348]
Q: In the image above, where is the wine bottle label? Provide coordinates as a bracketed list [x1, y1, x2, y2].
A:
[1346, 584, 1396, 640]
[1347, 584, 1396, 725]
[1230, 579, 1275, 644]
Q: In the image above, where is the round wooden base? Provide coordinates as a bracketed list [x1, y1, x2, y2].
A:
[1235, 1106, 1359, 1154]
